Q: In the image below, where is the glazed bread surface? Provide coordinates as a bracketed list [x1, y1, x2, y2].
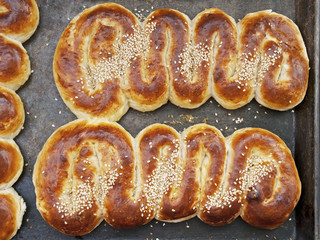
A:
[53, 3, 308, 121]
[0, 34, 31, 91]
[0, 188, 26, 240]
[0, 86, 24, 139]
[0, 0, 39, 239]
[34, 120, 301, 235]
[0, 139, 23, 190]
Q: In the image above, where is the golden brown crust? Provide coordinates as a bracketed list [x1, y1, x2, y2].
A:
[181, 124, 228, 225]
[239, 10, 309, 110]
[0, 188, 26, 240]
[194, 9, 254, 109]
[230, 128, 301, 229]
[0, 86, 24, 139]
[0, 1, 37, 239]
[0, 139, 23, 190]
[34, 121, 301, 234]
[160, 9, 212, 108]
[34, 119, 148, 234]
[53, 3, 136, 121]
[0, 0, 39, 43]
[54, 5, 308, 121]
[54, 4, 308, 122]
[136, 124, 186, 222]
[125, 10, 171, 111]
[0, 34, 31, 91]
[101, 124, 146, 228]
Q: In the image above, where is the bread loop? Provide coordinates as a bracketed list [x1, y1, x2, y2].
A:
[180, 124, 229, 225]
[193, 9, 253, 109]
[136, 124, 187, 222]
[239, 10, 309, 110]
[34, 121, 301, 233]
[124, 10, 171, 111]
[33, 120, 136, 235]
[149, 9, 211, 108]
[53, 3, 138, 121]
[0, 0, 39, 43]
[228, 128, 301, 229]
[102, 126, 147, 229]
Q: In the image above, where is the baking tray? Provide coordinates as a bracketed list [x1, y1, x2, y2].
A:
[12, 0, 319, 239]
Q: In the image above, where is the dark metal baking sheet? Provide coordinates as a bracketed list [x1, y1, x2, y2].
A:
[12, 0, 319, 239]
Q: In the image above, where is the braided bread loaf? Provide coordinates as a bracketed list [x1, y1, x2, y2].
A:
[33, 119, 301, 235]
[53, 3, 308, 121]
[0, 0, 39, 239]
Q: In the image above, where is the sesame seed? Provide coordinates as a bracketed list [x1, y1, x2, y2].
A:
[204, 154, 275, 211]
[83, 21, 157, 88]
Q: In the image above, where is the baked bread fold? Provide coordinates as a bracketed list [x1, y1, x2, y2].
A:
[229, 128, 301, 229]
[34, 120, 301, 234]
[53, 3, 134, 121]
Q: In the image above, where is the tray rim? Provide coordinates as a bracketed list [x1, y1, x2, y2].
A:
[313, 0, 320, 239]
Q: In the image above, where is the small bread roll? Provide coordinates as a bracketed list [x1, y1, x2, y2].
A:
[0, 188, 26, 240]
[0, 139, 23, 190]
[0, 0, 39, 43]
[0, 34, 31, 91]
[0, 86, 24, 139]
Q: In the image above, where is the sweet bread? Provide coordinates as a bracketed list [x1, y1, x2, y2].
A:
[33, 120, 131, 235]
[0, 86, 24, 139]
[0, 0, 39, 43]
[238, 10, 309, 110]
[53, 3, 308, 121]
[0, 1, 39, 239]
[0, 34, 31, 91]
[34, 120, 301, 235]
[0, 188, 26, 240]
[0, 139, 23, 190]
[200, 127, 301, 229]
[53, 3, 132, 121]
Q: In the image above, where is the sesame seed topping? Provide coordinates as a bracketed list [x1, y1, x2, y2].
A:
[178, 41, 212, 81]
[204, 154, 275, 211]
[82, 21, 156, 91]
